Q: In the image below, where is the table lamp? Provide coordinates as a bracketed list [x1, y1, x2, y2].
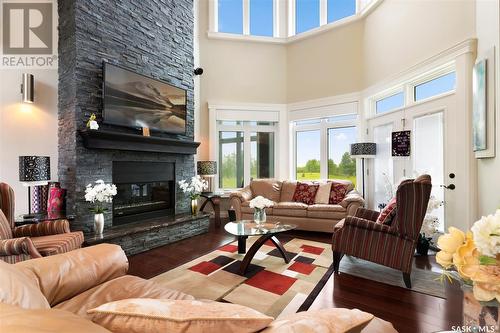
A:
[350, 143, 376, 197]
[197, 161, 217, 193]
[19, 156, 50, 216]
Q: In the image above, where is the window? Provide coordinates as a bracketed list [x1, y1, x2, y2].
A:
[328, 127, 357, 185]
[217, 121, 277, 189]
[218, 0, 243, 34]
[293, 114, 358, 181]
[250, 132, 275, 179]
[327, 0, 356, 23]
[373, 123, 393, 209]
[296, 130, 321, 180]
[250, 0, 274, 37]
[219, 131, 244, 189]
[296, 0, 320, 34]
[414, 72, 456, 101]
[375, 92, 404, 114]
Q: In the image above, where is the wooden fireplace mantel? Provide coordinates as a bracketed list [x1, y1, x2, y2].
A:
[78, 129, 200, 155]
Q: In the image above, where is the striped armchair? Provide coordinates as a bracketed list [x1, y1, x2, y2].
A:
[0, 183, 84, 263]
[332, 175, 432, 288]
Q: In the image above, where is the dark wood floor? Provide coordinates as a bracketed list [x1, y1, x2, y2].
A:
[128, 218, 462, 333]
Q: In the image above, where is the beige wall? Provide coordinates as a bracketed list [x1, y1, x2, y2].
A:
[476, 0, 500, 216]
[286, 21, 364, 103]
[362, 0, 475, 87]
[0, 69, 59, 216]
[197, 0, 287, 160]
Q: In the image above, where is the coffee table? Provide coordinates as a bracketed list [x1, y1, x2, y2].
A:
[224, 220, 297, 275]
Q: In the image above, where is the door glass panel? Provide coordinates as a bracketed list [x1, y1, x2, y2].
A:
[328, 127, 357, 186]
[296, 130, 321, 180]
[414, 112, 445, 231]
[373, 123, 393, 209]
[250, 132, 275, 179]
[219, 131, 244, 189]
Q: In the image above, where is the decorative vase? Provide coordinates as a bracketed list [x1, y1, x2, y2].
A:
[253, 208, 267, 225]
[462, 285, 499, 331]
[94, 213, 104, 235]
[191, 198, 198, 215]
[416, 234, 430, 256]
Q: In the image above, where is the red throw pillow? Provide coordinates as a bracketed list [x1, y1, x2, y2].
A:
[292, 182, 319, 205]
[376, 197, 397, 225]
[328, 182, 349, 204]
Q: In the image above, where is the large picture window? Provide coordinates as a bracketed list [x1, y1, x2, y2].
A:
[293, 115, 358, 183]
[219, 131, 244, 189]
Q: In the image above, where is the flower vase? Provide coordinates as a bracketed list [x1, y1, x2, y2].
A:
[94, 213, 104, 235]
[191, 198, 198, 215]
[462, 286, 499, 331]
[416, 234, 430, 256]
[254, 208, 266, 225]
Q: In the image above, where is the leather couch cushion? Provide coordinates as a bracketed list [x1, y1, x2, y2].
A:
[17, 243, 129, 306]
[261, 308, 373, 333]
[279, 181, 297, 202]
[55, 275, 195, 318]
[241, 202, 273, 215]
[250, 179, 282, 203]
[307, 204, 347, 219]
[0, 260, 50, 309]
[87, 298, 273, 333]
[0, 302, 111, 333]
[273, 202, 308, 217]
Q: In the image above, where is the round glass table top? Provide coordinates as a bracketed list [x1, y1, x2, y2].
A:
[224, 220, 297, 236]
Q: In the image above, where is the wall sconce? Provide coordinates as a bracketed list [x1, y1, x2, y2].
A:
[21, 73, 34, 103]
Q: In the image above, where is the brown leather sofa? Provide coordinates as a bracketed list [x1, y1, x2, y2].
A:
[230, 179, 365, 233]
[0, 244, 397, 332]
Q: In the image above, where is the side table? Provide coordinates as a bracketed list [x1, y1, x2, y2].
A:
[199, 193, 221, 227]
[15, 212, 75, 227]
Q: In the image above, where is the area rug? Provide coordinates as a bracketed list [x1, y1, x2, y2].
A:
[151, 237, 334, 318]
[338, 255, 446, 299]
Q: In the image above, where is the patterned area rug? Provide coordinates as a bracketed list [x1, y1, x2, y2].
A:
[151, 237, 334, 318]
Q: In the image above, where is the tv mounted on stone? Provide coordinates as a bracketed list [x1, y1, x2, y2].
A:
[102, 62, 187, 135]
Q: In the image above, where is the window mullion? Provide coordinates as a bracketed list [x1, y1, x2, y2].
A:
[243, 0, 250, 35]
[320, 0, 327, 26]
[320, 120, 328, 179]
[243, 130, 251, 186]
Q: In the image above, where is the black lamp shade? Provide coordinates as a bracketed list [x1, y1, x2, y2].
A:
[197, 161, 217, 175]
[19, 156, 50, 182]
[350, 143, 377, 158]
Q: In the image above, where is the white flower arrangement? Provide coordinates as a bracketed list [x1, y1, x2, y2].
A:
[178, 175, 208, 200]
[471, 209, 500, 258]
[249, 196, 274, 210]
[85, 180, 117, 213]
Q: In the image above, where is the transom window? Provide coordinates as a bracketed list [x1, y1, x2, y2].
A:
[293, 114, 357, 184]
[375, 92, 405, 114]
[414, 72, 456, 102]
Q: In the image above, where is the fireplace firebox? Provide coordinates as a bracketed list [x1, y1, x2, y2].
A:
[112, 161, 175, 225]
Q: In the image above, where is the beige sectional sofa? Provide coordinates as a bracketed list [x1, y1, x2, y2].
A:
[230, 179, 365, 233]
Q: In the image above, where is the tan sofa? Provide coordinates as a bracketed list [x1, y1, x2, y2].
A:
[0, 244, 396, 333]
[230, 179, 365, 233]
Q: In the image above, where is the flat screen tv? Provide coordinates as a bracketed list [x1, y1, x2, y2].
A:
[103, 63, 187, 135]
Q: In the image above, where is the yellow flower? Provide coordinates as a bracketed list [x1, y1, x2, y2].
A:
[452, 232, 480, 280]
[471, 265, 500, 302]
[436, 250, 453, 268]
[437, 227, 465, 253]
[436, 227, 466, 269]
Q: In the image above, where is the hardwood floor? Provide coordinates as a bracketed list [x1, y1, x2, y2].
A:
[128, 218, 462, 333]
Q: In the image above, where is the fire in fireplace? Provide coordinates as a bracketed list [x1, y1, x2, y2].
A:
[112, 161, 175, 225]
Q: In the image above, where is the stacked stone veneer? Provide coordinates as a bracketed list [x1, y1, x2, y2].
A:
[58, 0, 195, 232]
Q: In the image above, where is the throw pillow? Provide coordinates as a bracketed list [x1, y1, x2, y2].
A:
[261, 308, 374, 333]
[87, 298, 273, 333]
[292, 182, 319, 205]
[314, 182, 332, 204]
[0, 260, 50, 310]
[376, 197, 397, 225]
[328, 182, 349, 205]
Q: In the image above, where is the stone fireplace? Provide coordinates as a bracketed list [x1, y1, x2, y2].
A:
[112, 161, 175, 226]
[56, 0, 205, 251]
